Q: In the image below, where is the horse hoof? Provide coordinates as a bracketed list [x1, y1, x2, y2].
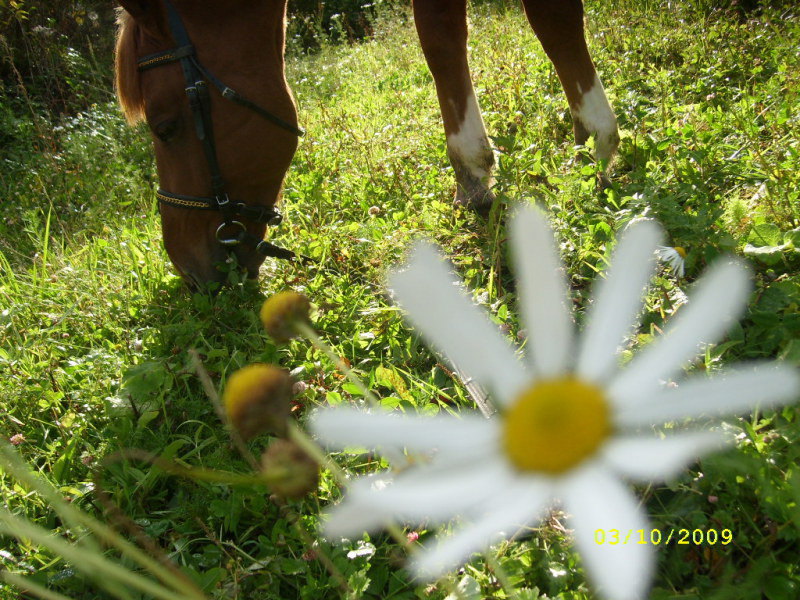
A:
[454, 186, 496, 215]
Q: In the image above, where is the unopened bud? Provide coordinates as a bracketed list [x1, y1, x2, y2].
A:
[261, 438, 319, 500]
[260, 291, 311, 342]
[223, 364, 293, 439]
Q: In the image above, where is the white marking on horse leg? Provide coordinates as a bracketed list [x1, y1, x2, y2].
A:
[446, 92, 495, 209]
[573, 75, 619, 163]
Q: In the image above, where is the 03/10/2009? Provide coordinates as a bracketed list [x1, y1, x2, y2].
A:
[594, 528, 733, 546]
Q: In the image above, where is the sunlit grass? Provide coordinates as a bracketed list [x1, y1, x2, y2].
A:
[1, 1, 799, 598]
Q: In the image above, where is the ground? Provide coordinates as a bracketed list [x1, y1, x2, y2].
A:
[1, 1, 800, 598]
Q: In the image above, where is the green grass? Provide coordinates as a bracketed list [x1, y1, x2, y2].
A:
[1, 1, 800, 598]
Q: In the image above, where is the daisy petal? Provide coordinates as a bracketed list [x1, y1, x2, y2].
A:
[409, 478, 551, 580]
[389, 241, 528, 404]
[601, 431, 725, 483]
[656, 247, 686, 278]
[510, 204, 574, 377]
[323, 458, 513, 537]
[323, 499, 388, 538]
[615, 362, 800, 426]
[310, 407, 498, 453]
[322, 474, 396, 537]
[577, 220, 663, 383]
[561, 467, 653, 600]
[609, 259, 751, 404]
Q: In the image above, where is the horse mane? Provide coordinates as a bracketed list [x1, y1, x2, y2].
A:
[114, 10, 145, 125]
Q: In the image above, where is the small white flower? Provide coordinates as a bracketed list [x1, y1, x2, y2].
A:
[311, 206, 799, 600]
[656, 245, 687, 277]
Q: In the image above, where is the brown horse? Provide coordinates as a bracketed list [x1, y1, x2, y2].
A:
[115, 0, 618, 288]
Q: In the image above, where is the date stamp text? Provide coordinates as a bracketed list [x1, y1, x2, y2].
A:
[594, 528, 733, 546]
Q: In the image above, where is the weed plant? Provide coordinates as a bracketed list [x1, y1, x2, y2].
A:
[1, 1, 800, 598]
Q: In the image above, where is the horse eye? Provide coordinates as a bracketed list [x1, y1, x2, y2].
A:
[152, 118, 180, 142]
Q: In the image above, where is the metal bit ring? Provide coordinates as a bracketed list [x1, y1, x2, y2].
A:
[215, 221, 246, 246]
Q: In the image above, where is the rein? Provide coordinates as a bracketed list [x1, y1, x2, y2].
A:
[136, 0, 306, 262]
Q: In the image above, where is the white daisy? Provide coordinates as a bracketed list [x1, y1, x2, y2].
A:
[310, 206, 799, 600]
[656, 245, 687, 277]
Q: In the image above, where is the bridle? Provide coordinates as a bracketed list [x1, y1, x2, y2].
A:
[136, 0, 304, 262]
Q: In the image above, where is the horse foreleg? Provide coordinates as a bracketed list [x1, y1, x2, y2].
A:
[413, 0, 495, 212]
[521, 0, 619, 176]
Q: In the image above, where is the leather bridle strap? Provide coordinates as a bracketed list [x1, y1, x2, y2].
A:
[155, 190, 284, 225]
[136, 0, 303, 137]
[136, 41, 303, 138]
[136, 0, 305, 261]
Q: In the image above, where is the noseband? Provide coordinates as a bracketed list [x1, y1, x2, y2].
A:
[136, 0, 304, 262]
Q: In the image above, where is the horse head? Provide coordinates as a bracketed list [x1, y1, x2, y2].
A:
[115, 0, 298, 288]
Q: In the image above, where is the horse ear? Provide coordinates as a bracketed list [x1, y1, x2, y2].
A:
[118, 0, 152, 20]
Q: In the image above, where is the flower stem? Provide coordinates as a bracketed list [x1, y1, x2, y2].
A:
[290, 515, 352, 596]
[288, 423, 412, 551]
[189, 349, 260, 471]
[106, 448, 263, 486]
[287, 421, 348, 484]
[290, 319, 461, 596]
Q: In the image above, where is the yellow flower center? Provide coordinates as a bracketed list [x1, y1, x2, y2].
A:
[502, 377, 611, 475]
[674, 246, 687, 258]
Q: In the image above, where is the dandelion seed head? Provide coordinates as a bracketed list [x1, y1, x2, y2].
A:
[223, 364, 293, 439]
[261, 438, 319, 500]
[260, 291, 311, 342]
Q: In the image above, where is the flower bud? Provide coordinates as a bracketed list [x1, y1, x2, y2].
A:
[261, 438, 319, 500]
[260, 291, 311, 342]
[223, 364, 293, 439]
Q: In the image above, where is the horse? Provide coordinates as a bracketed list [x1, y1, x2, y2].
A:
[115, 0, 618, 288]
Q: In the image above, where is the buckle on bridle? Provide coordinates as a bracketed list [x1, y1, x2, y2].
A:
[215, 220, 246, 246]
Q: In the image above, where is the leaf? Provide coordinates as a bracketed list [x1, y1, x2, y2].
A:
[59, 412, 76, 429]
[445, 575, 481, 600]
[764, 576, 798, 600]
[374, 365, 413, 402]
[160, 439, 187, 460]
[708, 340, 742, 361]
[277, 557, 306, 575]
[325, 391, 343, 405]
[346, 540, 376, 559]
[743, 243, 790, 266]
[187, 567, 226, 591]
[747, 223, 782, 247]
[779, 339, 800, 366]
[749, 310, 780, 328]
[757, 279, 800, 312]
[121, 361, 171, 401]
[136, 410, 159, 429]
[342, 382, 364, 396]
[52, 434, 80, 483]
[784, 228, 800, 246]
